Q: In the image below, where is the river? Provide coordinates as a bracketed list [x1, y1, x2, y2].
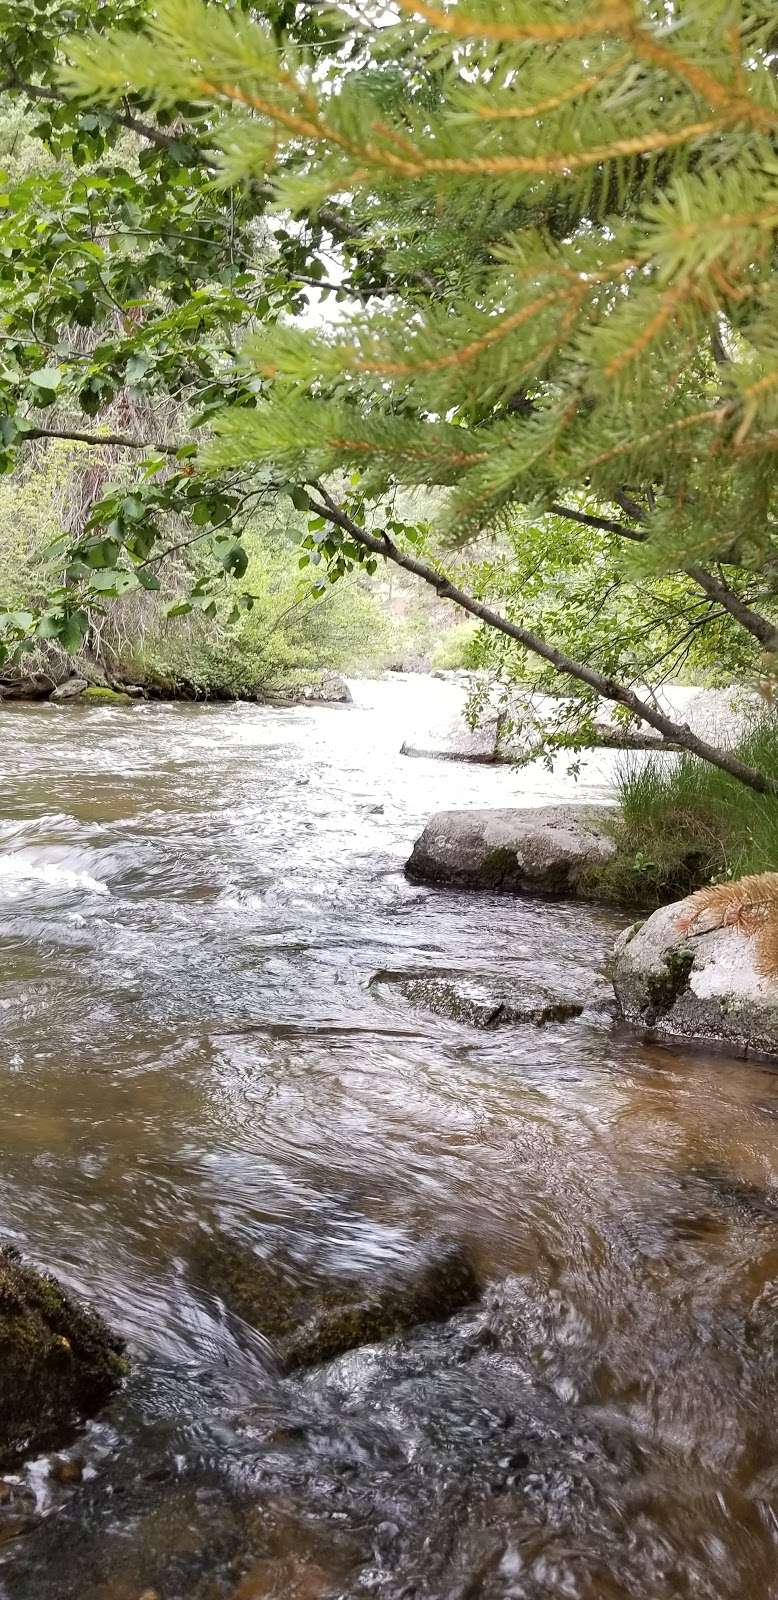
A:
[1, 678, 778, 1599]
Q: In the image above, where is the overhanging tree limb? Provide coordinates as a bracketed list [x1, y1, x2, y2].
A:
[549, 503, 644, 541]
[561, 497, 778, 652]
[309, 484, 778, 797]
[4, 77, 194, 159]
[685, 563, 778, 655]
[22, 424, 180, 453]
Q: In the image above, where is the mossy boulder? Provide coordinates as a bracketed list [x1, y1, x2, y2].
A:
[189, 1233, 479, 1370]
[0, 1246, 126, 1467]
[79, 686, 132, 706]
[50, 682, 133, 707]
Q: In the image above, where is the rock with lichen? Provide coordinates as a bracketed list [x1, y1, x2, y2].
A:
[370, 969, 588, 1028]
[406, 805, 616, 896]
[611, 898, 778, 1058]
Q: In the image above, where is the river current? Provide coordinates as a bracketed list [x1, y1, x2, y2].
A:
[1, 678, 778, 1599]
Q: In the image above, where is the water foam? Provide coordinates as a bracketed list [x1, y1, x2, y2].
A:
[0, 856, 110, 896]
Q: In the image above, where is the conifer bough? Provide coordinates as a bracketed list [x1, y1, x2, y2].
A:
[4, 0, 778, 793]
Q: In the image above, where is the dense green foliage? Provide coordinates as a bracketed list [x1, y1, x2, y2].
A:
[461, 509, 766, 755]
[0, 443, 406, 694]
[66, 0, 778, 538]
[0, 0, 775, 786]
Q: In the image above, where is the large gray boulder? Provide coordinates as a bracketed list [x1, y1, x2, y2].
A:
[611, 898, 778, 1058]
[49, 678, 89, 703]
[406, 805, 616, 896]
[401, 712, 507, 763]
[301, 671, 353, 704]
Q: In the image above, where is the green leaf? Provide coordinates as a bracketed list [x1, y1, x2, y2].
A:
[59, 612, 86, 653]
[28, 366, 62, 392]
[36, 612, 62, 639]
[219, 543, 248, 578]
[83, 539, 121, 569]
[165, 601, 193, 617]
[89, 568, 138, 593]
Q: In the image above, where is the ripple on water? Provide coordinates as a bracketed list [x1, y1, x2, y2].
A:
[1, 682, 778, 1598]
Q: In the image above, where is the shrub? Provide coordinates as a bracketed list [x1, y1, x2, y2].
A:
[430, 622, 480, 672]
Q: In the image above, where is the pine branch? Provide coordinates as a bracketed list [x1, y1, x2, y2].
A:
[308, 485, 778, 798]
[676, 873, 778, 978]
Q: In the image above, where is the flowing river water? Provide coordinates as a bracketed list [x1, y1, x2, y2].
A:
[2, 678, 778, 1599]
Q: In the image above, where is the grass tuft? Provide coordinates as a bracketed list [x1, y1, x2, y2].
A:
[583, 714, 778, 907]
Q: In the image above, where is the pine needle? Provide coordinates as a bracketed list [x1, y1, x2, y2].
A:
[756, 910, 778, 977]
[677, 871, 778, 945]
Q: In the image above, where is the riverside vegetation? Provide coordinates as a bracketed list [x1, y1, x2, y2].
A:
[0, 2, 772, 789]
[588, 718, 778, 909]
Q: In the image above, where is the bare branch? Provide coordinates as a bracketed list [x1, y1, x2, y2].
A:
[581, 493, 778, 653]
[22, 425, 180, 454]
[5, 78, 194, 160]
[549, 503, 644, 541]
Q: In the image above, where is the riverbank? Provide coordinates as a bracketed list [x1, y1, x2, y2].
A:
[0, 663, 356, 708]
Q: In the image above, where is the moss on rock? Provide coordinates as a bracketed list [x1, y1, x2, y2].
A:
[0, 1245, 126, 1467]
[372, 970, 585, 1028]
[189, 1232, 480, 1370]
[577, 823, 715, 911]
[79, 686, 132, 705]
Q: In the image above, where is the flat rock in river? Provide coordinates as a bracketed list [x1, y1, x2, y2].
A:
[371, 969, 587, 1027]
[189, 1232, 480, 1370]
[406, 805, 616, 896]
[611, 897, 778, 1058]
[401, 710, 515, 764]
[0, 1245, 125, 1467]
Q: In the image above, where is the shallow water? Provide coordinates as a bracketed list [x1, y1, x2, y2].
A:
[1, 679, 778, 1599]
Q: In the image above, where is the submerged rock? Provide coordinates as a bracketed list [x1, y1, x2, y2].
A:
[0, 1245, 125, 1467]
[611, 898, 778, 1058]
[189, 1233, 480, 1370]
[401, 711, 511, 764]
[406, 805, 616, 897]
[371, 969, 585, 1028]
